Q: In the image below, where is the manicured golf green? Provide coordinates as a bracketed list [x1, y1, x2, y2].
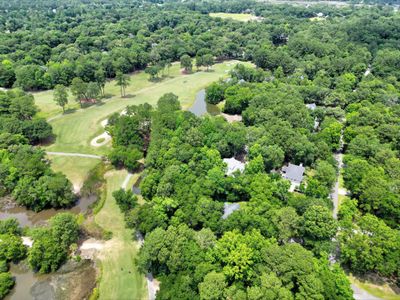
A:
[95, 170, 146, 300]
[37, 60, 248, 155]
[209, 12, 259, 22]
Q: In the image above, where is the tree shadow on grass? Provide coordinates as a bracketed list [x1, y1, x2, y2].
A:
[64, 108, 77, 114]
[122, 94, 136, 99]
[39, 133, 56, 147]
[103, 93, 113, 99]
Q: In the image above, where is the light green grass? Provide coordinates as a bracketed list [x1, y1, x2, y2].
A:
[209, 12, 259, 22]
[33, 89, 78, 119]
[95, 170, 147, 300]
[349, 275, 400, 300]
[38, 60, 248, 155]
[47, 155, 100, 190]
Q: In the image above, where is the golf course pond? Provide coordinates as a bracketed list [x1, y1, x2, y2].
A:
[189, 89, 220, 117]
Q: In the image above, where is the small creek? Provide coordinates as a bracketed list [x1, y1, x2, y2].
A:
[0, 195, 97, 299]
[0, 195, 97, 227]
[188, 89, 220, 117]
[5, 260, 96, 300]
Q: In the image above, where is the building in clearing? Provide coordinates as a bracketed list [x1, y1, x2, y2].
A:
[305, 103, 317, 110]
[222, 202, 240, 219]
[223, 157, 245, 176]
[282, 163, 305, 191]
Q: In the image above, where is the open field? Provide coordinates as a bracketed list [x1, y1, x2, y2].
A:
[47, 155, 100, 192]
[209, 12, 260, 22]
[95, 170, 146, 300]
[349, 274, 400, 300]
[37, 61, 248, 156]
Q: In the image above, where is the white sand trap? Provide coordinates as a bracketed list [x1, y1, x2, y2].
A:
[221, 113, 242, 123]
[80, 238, 105, 260]
[80, 238, 105, 250]
[91, 131, 111, 147]
[100, 119, 108, 127]
[90, 109, 127, 147]
[73, 183, 82, 194]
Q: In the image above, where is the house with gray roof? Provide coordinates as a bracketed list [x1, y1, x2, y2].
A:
[223, 157, 246, 176]
[282, 163, 305, 191]
[222, 202, 240, 219]
[305, 103, 317, 110]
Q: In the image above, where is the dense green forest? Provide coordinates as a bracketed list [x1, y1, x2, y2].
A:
[0, 0, 399, 299]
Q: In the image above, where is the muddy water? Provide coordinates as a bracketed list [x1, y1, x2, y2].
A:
[189, 89, 220, 117]
[132, 176, 142, 195]
[6, 260, 96, 300]
[0, 195, 97, 227]
[5, 263, 50, 300]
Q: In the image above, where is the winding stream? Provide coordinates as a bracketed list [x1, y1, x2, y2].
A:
[0, 195, 97, 227]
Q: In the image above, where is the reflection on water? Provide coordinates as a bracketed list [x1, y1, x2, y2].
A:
[132, 176, 142, 195]
[5, 262, 51, 300]
[0, 195, 97, 227]
[189, 89, 220, 117]
[6, 260, 96, 300]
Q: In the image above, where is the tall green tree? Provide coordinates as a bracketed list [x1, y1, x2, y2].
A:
[180, 55, 193, 73]
[115, 71, 130, 97]
[53, 84, 68, 112]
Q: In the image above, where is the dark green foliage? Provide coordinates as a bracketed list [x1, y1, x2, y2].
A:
[0, 218, 22, 236]
[108, 146, 142, 171]
[0, 90, 52, 144]
[205, 82, 225, 105]
[29, 213, 79, 273]
[0, 272, 14, 299]
[0, 234, 26, 262]
[113, 189, 138, 213]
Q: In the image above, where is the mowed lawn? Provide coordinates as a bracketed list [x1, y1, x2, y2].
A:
[209, 12, 259, 22]
[96, 170, 146, 300]
[37, 60, 247, 155]
[47, 155, 101, 192]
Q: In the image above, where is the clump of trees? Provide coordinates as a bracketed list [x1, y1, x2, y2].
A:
[0, 218, 26, 298]
[0, 90, 52, 145]
[0, 145, 75, 211]
[29, 213, 80, 273]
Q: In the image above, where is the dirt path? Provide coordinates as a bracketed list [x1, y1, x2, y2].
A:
[46, 151, 102, 159]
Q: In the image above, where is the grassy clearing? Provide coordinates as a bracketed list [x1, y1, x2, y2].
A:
[48, 155, 100, 191]
[95, 169, 147, 300]
[38, 60, 247, 155]
[209, 12, 259, 22]
[33, 89, 78, 119]
[349, 275, 400, 300]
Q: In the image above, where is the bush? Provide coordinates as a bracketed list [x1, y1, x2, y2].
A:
[206, 82, 226, 105]
[112, 189, 138, 213]
[0, 272, 14, 299]
[108, 146, 142, 172]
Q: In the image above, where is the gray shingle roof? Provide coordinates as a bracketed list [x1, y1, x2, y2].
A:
[282, 163, 305, 184]
[222, 202, 240, 219]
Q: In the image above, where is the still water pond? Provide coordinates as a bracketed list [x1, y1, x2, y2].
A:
[188, 89, 220, 117]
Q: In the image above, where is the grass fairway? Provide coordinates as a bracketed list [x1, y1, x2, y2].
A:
[38, 60, 247, 155]
[209, 12, 259, 22]
[48, 155, 100, 191]
[33, 89, 79, 119]
[95, 170, 146, 300]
